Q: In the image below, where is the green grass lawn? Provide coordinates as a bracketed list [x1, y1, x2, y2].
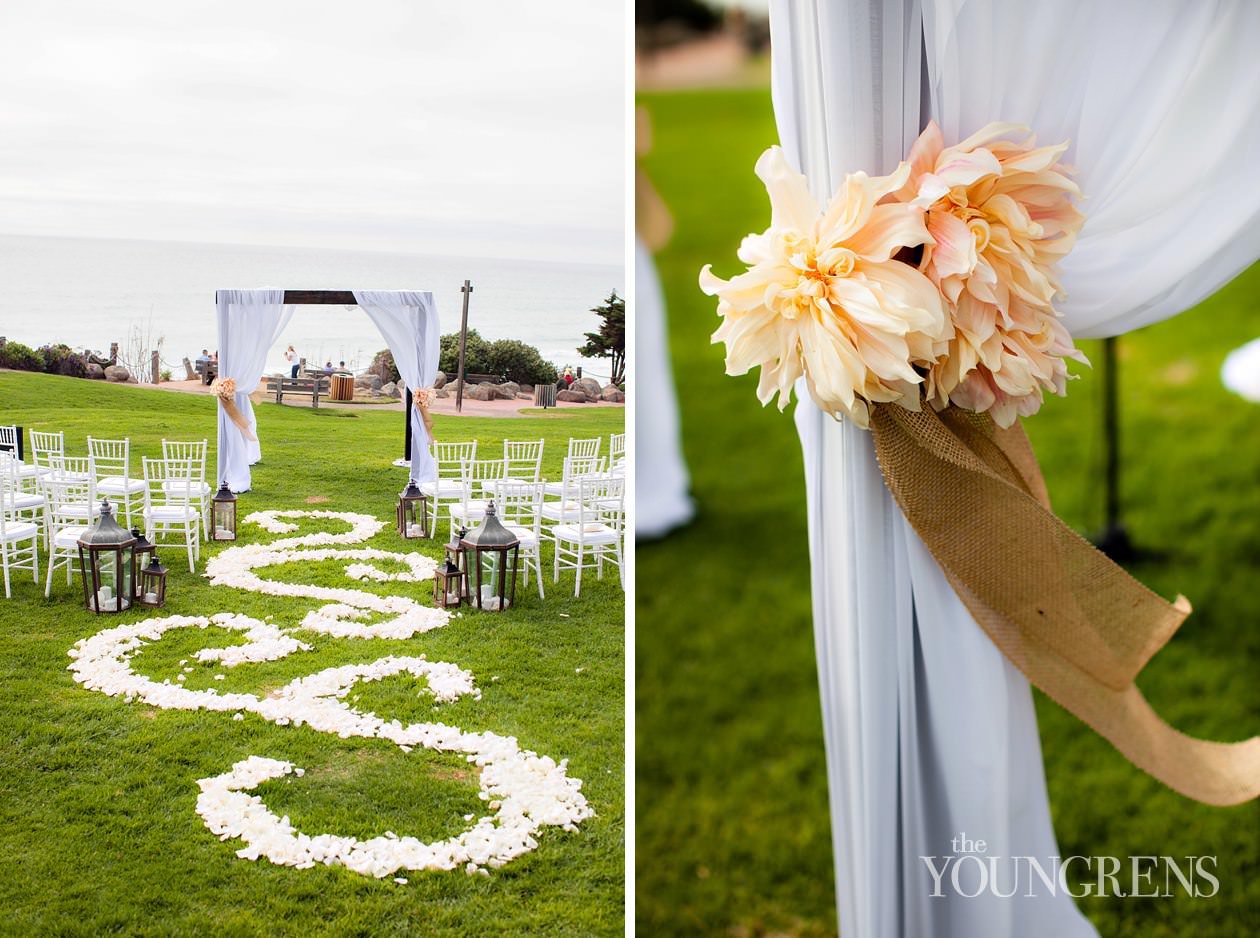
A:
[637, 87, 1260, 937]
[0, 371, 624, 937]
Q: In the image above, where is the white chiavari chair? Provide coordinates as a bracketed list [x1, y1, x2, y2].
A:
[609, 431, 626, 474]
[1, 425, 41, 492]
[161, 440, 210, 539]
[448, 458, 506, 539]
[497, 480, 546, 599]
[421, 441, 478, 534]
[0, 454, 39, 598]
[502, 439, 544, 482]
[89, 437, 146, 529]
[143, 456, 201, 572]
[567, 436, 601, 460]
[542, 455, 608, 526]
[552, 475, 625, 597]
[0, 452, 48, 549]
[41, 462, 95, 598]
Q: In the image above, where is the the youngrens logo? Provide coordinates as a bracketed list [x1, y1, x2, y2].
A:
[921, 833, 1219, 899]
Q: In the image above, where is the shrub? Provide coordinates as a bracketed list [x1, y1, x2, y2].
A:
[376, 332, 559, 386]
[369, 349, 400, 384]
[40, 343, 88, 378]
[438, 329, 492, 377]
[485, 339, 558, 385]
[0, 341, 43, 372]
[160, 369, 172, 382]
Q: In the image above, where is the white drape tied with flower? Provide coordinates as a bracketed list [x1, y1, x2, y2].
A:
[703, 115, 1260, 809]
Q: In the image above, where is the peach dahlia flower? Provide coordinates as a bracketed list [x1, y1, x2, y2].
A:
[897, 121, 1088, 427]
[700, 146, 948, 428]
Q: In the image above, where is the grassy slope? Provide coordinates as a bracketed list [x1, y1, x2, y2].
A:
[0, 372, 624, 937]
[637, 87, 1260, 937]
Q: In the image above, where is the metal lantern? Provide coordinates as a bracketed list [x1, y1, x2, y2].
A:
[449, 525, 471, 582]
[433, 558, 466, 608]
[78, 499, 137, 614]
[460, 503, 519, 612]
[212, 482, 237, 541]
[396, 480, 429, 539]
[137, 553, 168, 609]
[131, 528, 155, 574]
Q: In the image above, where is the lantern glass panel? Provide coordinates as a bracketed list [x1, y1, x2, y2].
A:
[138, 556, 167, 608]
[88, 545, 133, 612]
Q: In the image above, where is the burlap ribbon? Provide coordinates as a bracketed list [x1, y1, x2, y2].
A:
[869, 402, 1260, 806]
[213, 380, 256, 442]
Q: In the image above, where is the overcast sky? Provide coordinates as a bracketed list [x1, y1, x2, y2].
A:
[0, 1, 625, 264]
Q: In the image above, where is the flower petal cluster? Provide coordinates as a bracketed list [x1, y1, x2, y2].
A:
[895, 121, 1087, 426]
[703, 128, 1086, 428]
[700, 146, 948, 427]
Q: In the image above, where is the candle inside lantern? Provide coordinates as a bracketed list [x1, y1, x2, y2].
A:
[143, 592, 158, 604]
[407, 523, 421, 537]
[216, 527, 232, 539]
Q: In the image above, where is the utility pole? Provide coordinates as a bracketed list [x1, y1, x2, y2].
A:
[456, 280, 473, 414]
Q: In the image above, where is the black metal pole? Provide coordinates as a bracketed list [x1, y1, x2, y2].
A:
[402, 383, 412, 461]
[1094, 335, 1137, 560]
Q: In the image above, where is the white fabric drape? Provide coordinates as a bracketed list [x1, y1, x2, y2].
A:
[354, 290, 441, 485]
[635, 240, 694, 538]
[768, 1, 1260, 935]
[215, 289, 293, 493]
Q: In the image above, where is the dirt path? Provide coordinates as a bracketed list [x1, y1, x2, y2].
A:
[152, 378, 622, 419]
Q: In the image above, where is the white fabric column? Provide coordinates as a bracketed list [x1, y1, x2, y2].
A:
[354, 290, 441, 485]
[635, 240, 694, 538]
[770, 0, 1260, 935]
[215, 289, 293, 493]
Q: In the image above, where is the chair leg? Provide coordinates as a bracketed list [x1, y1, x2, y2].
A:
[45, 548, 55, 598]
[574, 543, 583, 598]
[3, 545, 11, 598]
[186, 524, 196, 573]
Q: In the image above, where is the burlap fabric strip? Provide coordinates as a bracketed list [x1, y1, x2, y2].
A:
[212, 378, 256, 443]
[869, 401, 1260, 806]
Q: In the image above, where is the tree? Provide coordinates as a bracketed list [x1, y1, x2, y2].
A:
[578, 291, 625, 386]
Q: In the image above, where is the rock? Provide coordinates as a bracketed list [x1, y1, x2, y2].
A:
[435, 387, 450, 399]
[354, 374, 381, 389]
[600, 385, 625, 403]
[369, 387, 383, 398]
[104, 365, 131, 383]
[433, 371, 447, 389]
[380, 381, 399, 398]
[556, 389, 591, 403]
[501, 380, 521, 399]
[86, 363, 106, 380]
[466, 382, 499, 402]
[575, 376, 602, 399]
[519, 383, 534, 397]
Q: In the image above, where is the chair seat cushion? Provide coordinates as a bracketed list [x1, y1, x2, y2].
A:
[58, 502, 98, 519]
[541, 501, 582, 520]
[161, 480, 210, 496]
[504, 524, 538, 549]
[418, 479, 464, 498]
[449, 501, 488, 520]
[99, 476, 147, 495]
[0, 521, 38, 542]
[552, 523, 619, 545]
[147, 505, 198, 521]
[52, 525, 89, 547]
[15, 463, 48, 480]
[2, 493, 44, 510]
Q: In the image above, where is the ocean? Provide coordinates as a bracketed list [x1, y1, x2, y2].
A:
[0, 234, 624, 381]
